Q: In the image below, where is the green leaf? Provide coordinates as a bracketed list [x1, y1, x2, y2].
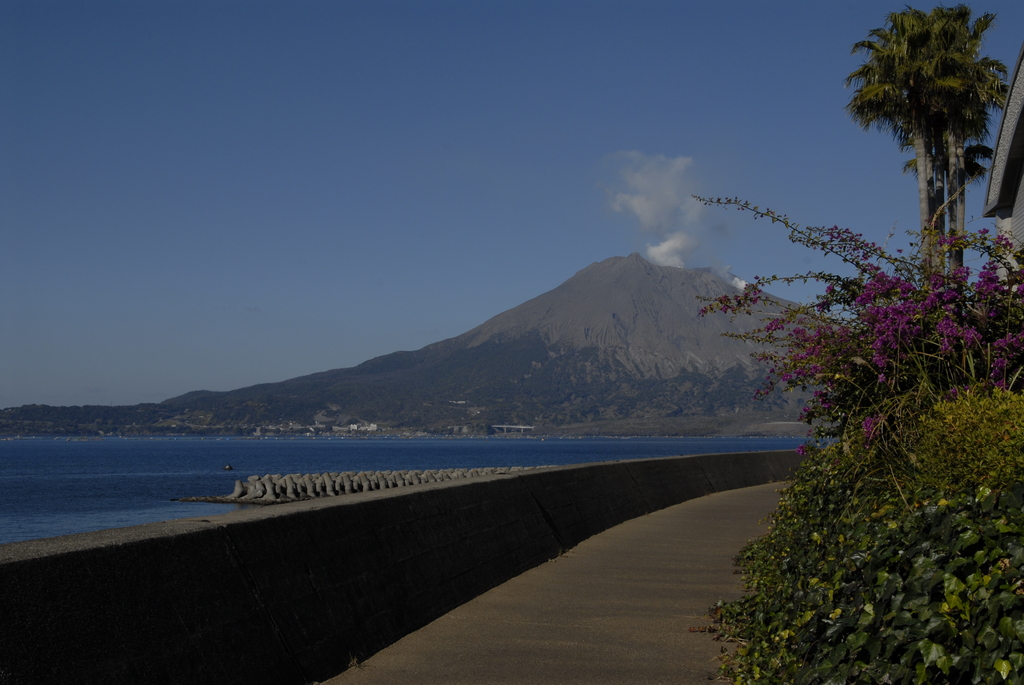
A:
[847, 631, 869, 651]
[996, 591, 1020, 612]
[995, 658, 1012, 680]
[980, 625, 1002, 651]
[919, 639, 946, 666]
[945, 573, 967, 596]
[866, 636, 883, 661]
[895, 610, 917, 626]
[1000, 616, 1016, 639]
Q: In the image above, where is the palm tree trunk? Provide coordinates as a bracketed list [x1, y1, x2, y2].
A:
[914, 132, 931, 229]
[915, 126, 939, 272]
[932, 125, 947, 245]
[948, 129, 966, 271]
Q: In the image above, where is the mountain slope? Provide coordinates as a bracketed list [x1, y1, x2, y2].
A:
[456, 252, 767, 378]
[1, 254, 805, 436]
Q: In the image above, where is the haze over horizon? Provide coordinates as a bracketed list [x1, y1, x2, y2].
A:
[4, 1, 1023, 408]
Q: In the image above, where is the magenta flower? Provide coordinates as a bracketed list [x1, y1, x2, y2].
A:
[697, 196, 1024, 448]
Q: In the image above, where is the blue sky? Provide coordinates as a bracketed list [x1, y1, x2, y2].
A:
[3, 0, 1023, 408]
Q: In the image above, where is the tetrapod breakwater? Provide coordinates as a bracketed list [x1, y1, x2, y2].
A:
[0, 449, 803, 685]
[180, 466, 554, 504]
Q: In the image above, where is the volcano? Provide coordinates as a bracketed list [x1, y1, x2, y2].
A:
[159, 253, 804, 435]
[2, 254, 806, 436]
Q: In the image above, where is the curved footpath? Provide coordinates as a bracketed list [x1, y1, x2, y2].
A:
[325, 482, 783, 685]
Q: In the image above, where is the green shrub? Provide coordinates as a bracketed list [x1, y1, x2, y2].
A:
[719, 444, 1024, 685]
[717, 444, 892, 683]
[912, 388, 1024, 491]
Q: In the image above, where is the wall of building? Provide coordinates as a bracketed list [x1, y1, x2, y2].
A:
[985, 41, 1024, 247]
[0, 449, 802, 685]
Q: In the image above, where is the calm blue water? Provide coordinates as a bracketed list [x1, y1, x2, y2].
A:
[0, 435, 804, 544]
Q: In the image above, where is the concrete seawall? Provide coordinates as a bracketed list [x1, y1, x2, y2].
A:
[0, 449, 802, 685]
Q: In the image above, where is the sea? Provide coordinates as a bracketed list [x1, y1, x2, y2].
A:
[0, 435, 805, 545]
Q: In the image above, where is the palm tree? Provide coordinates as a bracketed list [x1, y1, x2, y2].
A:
[846, 8, 939, 267]
[935, 8, 1006, 269]
[845, 5, 1007, 272]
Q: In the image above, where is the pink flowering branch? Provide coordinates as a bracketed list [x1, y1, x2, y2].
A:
[697, 197, 1024, 455]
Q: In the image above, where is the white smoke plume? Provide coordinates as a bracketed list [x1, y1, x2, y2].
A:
[718, 268, 748, 290]
[645, 232, 696, 268]
[607, 151, 705, 268]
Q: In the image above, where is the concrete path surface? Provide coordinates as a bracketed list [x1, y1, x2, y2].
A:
[322, 482, 784, 685]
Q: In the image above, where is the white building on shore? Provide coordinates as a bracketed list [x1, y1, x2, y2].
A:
[985, 42, 1024, 248]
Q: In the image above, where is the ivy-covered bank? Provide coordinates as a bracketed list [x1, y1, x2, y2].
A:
[719, 445, 1024, 685]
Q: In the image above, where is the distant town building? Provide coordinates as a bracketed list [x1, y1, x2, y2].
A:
[491, 424, 534, 433]
[985, 42, 1024, 248]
